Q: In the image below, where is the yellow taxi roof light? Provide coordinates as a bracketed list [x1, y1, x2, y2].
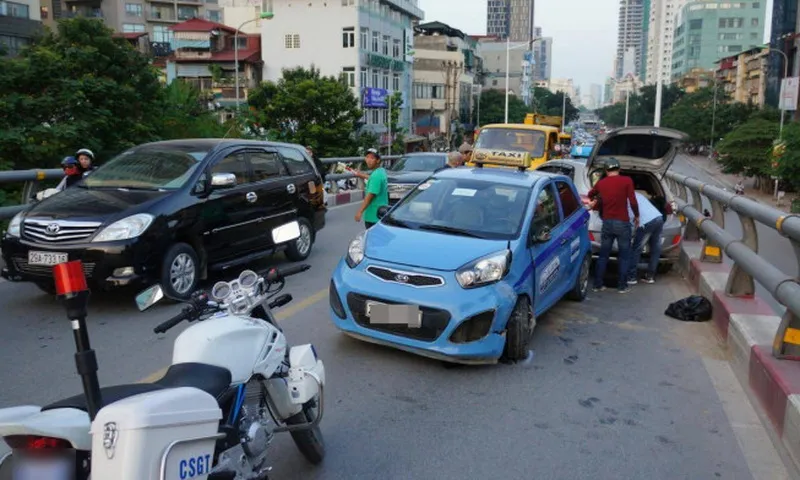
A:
[471, 148, 532, 169]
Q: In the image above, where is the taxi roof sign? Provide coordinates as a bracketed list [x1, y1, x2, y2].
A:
[472, 148, 532, 170]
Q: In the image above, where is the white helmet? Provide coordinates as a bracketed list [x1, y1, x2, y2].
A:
[75, 148, 94, 160]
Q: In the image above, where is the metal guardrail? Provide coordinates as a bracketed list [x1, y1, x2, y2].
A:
[0, 158, 405, 220]
[664, 171, 800, 360]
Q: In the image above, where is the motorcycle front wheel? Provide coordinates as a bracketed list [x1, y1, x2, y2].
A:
[285, 397, 325, 465]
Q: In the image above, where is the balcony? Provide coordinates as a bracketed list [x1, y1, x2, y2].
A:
[175, 50, 211, 59]
[147, 10, 176, 21]
[63, 8, 103, 17]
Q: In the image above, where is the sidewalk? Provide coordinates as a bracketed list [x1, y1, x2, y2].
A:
[684, 155, 798, 208]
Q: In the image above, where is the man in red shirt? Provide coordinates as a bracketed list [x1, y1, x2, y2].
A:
[588, 158, 639, 293]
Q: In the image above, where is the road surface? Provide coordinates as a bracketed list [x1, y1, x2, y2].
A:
[0, 202, 788, 479]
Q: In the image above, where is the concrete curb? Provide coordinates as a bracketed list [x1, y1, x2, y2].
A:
[326, 189, 364, 207]
[678, 241, 800, 472]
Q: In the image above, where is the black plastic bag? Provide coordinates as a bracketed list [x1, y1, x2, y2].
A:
[664, 295, 712, 322]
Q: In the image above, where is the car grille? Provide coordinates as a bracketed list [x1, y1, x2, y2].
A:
[366, 266, 444, 287]
[23, 219, 102, 244]
[12, 257, 96, 278]
[346, 293, 450, 342]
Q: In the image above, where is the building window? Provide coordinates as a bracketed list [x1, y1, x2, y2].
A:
[371, 69, 378, 88]
[392, 73, 399, 91]
[360, 67, 367, 88]
[0, 34, 29, 55]
[177, 6, 198, 20]
[371, 109, 379, 124]
[285, 34, 300, 48]
[750, 17, 758, 26]
[381, 35, 389, 55]
[263, 0, 272, 11]
[371, 31, 379, 52]
[718, 17, 744, 28]
[0, 1, 30, 18]
[39, 5, 48, 18]
[689, 19, 702, 29]
[122, 23, 145, 33]
[381, 71, 389, 89]
[341, 67, 355, 87]
[360, 28, 368, 48]
[152, 25, 173, 43]
[341, 0, 354, 4]
[205, 10, 220, 22]
[342, 27, 355, 48]
[752, 2, 759, 7]
[392, 38, 401, 58]
[125, 3, 142, 16]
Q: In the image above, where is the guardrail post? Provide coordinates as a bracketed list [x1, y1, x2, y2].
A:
[700, 184, 724, 263]
[724, 208, 758, 297]
[772, 215, 800, 359]
[684, 185, 703, 242]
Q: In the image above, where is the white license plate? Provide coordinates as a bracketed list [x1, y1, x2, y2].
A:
[28, 251, 69, 266]
[389, 192, 404, 199]
[366, 301, 422, 328]
[13, 457, 72, 480]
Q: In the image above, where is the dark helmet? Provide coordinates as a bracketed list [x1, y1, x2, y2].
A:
[366, 148, 381, 160]
[604, 157, 621, 171]
[75, 148, 94, 160]
[61, 156, 78, 167]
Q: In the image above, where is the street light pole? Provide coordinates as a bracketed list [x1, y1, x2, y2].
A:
[504, 36, 510, 123]
[624, 88, 630, 127]
[709, 77, 718, 158]
[653, 0, 667, 127]
[768, 48, 790, 139]
[561, 92, 566, 130]
[235, 11, 274, 115]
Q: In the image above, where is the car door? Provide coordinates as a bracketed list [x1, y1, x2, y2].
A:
[553, 179, 587, 295]
[277, 146, 326, 231]
[528, 182, 566, 316]
[247, 148, 297, 247]
[201, 149, 263, 263]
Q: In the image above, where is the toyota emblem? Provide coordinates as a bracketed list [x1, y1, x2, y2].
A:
[395, 274, 409, 283]
[46, 223, 60, 235]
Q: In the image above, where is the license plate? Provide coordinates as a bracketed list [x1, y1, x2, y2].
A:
[366, 301, 422, 328]
[13, 457, 72, 480]
[389, 192, 404, 199]
[28, 251, 68, 266]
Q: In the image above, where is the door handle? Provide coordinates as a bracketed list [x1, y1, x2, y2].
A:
[286, 184, 296, 194]
[245, 192, 257, 203]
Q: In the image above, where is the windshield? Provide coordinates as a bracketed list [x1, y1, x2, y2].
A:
[84, 146, 208, 190]
[385, 178, 531, 240]
[389, 155, 446, 172]
[475, 128, 547, 158]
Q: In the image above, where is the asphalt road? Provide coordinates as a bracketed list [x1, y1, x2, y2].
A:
[671, 155, 798, 315]
[0, 202, 788, 479]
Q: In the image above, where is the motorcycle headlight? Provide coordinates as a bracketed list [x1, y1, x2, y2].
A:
[456, 250, 511, 289]
[92, 213, 154, 242]
[6, 212, 23, 238]
[346, 232, 365, 268]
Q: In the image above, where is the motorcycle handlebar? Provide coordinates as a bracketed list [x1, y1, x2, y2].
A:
[153, 307, 192, 334]
[265, 264, 311, 283]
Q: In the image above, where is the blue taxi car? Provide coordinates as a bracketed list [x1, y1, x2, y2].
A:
[328, 152, 591, 364]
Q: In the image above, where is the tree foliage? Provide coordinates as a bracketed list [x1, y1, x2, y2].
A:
[596, 84, 684, 127]
[159, 81, 234, 140]
[246, 66, 363, 158]
[477, 89, 529, 125]
[662, 86, 757, 143]
[531, 87, 579, 123]
[776, 123, 800, 191]
[716, 117, 777, 178]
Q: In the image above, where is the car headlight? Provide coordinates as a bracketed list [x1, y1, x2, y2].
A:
[6, 212, 23, 238]
[456, 250, 511, 288]
[92, 213, 154, 242]
[346, 231, 365, 268]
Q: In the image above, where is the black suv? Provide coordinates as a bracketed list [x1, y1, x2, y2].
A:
[1, 139, 326, 299]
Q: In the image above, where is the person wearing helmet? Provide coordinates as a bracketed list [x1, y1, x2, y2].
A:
[75, 148, 95, 176]
[55, 156, 83, 191]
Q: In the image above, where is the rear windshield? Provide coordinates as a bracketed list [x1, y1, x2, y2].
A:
[597, 134, 673, 159]
[475, 128, 547, 158]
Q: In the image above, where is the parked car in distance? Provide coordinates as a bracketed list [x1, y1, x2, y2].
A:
[535, 126, 687, 274]
[1, 139, 326, 299]
[386, 153, 448, 204]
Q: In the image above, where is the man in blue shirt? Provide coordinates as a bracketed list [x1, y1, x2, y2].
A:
[627, 192, 665, 285]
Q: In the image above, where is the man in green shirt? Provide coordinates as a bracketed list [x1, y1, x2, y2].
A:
[350, 148, 388, 229]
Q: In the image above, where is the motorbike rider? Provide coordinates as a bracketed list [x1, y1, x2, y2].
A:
[56, 156, 84, 191]
[75, 148, 95, 176]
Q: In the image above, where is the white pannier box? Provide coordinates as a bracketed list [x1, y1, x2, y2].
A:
[90, 387, 222, 480]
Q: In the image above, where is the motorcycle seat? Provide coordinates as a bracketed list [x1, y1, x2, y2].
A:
[41, 363, 232, 413]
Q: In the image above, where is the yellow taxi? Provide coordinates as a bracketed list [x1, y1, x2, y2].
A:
[469, 123, 561, 170]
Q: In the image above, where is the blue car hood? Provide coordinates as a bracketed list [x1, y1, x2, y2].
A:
[364, 223, 509, 271]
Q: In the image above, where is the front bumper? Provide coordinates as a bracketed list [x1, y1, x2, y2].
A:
[329, 257, 518, 364]
[1, 235, 159, 289]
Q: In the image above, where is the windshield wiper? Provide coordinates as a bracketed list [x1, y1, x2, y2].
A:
[383, 215, 412, 229]
[418, 224, 485, 238]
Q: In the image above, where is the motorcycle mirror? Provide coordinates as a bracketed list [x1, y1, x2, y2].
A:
[135, 284, 164, 311]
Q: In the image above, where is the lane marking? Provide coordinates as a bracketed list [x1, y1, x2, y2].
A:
[138, 287, 328, 383]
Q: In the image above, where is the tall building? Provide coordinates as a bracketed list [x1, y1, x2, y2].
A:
[477, 38, 527, 95]
[260, 0, 424, 137]
[670, 0, 766, 81]
[589, 83, 603, 109]
[532, 35, 552, 81]
[766, 0, 798, 108]
[486, 0, 534, 42]
[0, 0, 42, 56]
[645, 0, 687, 84]
[615, 0, 646, 79]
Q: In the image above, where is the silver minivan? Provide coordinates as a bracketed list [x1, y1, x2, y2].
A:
[536, 126, 688, 273]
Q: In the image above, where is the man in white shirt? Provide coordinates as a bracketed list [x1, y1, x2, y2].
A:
[627, 192, 665, 284]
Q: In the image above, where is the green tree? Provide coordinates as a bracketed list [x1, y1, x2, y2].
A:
[159, 81, 233, 139]
[388, 91, 406, 154]
[598, 84, 684, 128]
[477, 89, 529, 124]
[663, 86, 757, 143]
[716, 117, 777, 181]
[246, 66, 363, 158]
[0, 18, 164, 171]
[531, 87, 579, 123]
[776, 123, 800, 191]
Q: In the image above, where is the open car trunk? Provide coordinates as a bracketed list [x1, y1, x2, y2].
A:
[586, 126, 688, 176]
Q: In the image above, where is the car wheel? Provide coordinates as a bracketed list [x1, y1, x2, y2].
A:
[502, 297, 534, 362]
[567, 253, 591, 301]
[34, 281, 57, 295]
[657, 262, 674, 274]
[160, 243, 200, 301]
[285, 218, 314, 262]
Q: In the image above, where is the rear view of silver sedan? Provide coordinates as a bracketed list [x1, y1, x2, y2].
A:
[536, 126, 688, 274]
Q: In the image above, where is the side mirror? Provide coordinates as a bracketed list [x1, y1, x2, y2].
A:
[135, 284, 164, 311]
[377, 205, 390, 219]
[211, 173, 237, 189]
[271, 220, 301, 244]
[532, 227, 551, 244]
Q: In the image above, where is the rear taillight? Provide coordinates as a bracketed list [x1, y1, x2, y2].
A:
[589, 232, 596, 242]
[671, 235, 682, 246]
[4, 435, 73, 450]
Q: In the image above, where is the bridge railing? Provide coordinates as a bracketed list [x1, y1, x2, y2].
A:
[664, 171, 800, 360]
[0, 156, 404, 221]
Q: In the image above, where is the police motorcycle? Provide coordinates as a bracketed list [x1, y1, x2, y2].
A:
[0, 222, 326, 480]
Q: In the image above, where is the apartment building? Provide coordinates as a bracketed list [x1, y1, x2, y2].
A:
[486, 0, 534, 42]
[671, 0, 766, 81]
[765, 0, 798, 108]
[260, 0, 423, 137]
[411, 21, 480, 137]
[0, 0, 42, 56]
[615, 0, 647, 79]
[477, 38, 526, 95]
[645, 0, 687, 84]
[676, 67, 714, 92]
[715, 46, 768, 106]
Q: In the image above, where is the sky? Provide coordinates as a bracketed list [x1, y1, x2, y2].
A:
[418, 0, 774, 95]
